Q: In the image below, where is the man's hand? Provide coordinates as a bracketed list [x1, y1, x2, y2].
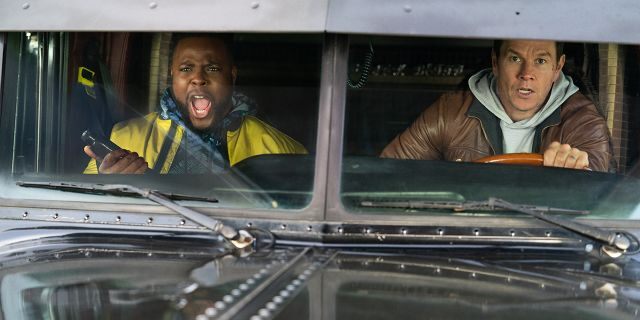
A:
[84, 146, 149, 174]
[543, 141, 590, 170]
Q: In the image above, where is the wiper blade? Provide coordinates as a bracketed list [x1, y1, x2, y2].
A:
[361, 199, 589, 215]
[16, 181, 219, 203]
[364, 197, 637, 258]
[16, 181, 253, 249]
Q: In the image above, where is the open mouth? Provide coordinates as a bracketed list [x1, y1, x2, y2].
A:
[517, 88, 534, 96]
[190, 95, 212, 119]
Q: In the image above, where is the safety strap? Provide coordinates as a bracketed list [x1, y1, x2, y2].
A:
[216, 136, 230, 169]
[152, 121, 178, 174]
[77, 66, 97, 98]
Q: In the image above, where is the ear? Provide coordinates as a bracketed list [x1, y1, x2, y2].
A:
[231, 66, 238, 85]
[553, 54, 566, 81]
[491, 50, 499, 76]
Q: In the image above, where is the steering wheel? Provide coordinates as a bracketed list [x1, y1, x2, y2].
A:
[473, 153, 543, 166]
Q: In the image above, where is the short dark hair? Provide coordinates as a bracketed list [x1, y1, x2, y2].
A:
[493, 40, 564, 61]
[169, 32, 235, 65]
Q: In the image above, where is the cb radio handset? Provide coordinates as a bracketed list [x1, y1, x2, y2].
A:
[81, 129, 121, 160]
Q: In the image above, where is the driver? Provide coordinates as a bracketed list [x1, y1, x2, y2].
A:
[381, 39, 613, 172]
[84, 33, 306, 174]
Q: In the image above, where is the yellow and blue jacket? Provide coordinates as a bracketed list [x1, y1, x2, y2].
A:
[84, 113, 307, 174]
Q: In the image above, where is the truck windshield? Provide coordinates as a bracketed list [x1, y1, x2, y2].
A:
[0, 32, 322, 210]
[340, 35, 640, 220]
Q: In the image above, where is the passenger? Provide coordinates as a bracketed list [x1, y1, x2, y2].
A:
[84, 33, 306, 174]
[381, 39, 613, 172]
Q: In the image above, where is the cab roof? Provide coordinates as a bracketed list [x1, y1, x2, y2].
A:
[1, 0, 639, 44]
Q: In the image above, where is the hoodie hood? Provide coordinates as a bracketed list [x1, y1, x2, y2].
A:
[468, 68, 579, 127]
[468, 68, 579, 153]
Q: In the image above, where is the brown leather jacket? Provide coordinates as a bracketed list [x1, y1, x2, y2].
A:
[380, 91, 614, 172]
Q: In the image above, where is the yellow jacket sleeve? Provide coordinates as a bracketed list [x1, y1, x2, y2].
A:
[227, 116, 307, 166]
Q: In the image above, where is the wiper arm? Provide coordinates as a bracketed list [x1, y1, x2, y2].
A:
[364, 197, 637, 257]
[487, 198, 637, 257]
[16, 181, 253, 249]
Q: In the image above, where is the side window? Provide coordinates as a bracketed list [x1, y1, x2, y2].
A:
[0, 33, 67, 174]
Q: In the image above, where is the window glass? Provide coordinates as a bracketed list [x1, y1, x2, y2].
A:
[0, 32, 322, 210]
[341, 35, 640, 219]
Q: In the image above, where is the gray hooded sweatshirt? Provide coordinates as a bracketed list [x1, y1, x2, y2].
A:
[468, 69, 579, 153]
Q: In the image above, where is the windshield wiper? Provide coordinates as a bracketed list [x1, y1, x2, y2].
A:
[17, 181, 219, 202]
[361, 199, 589, 215]
[362, 197, 638, 258]
[16, 181, 254, 249]
[489, 198, 638, 257]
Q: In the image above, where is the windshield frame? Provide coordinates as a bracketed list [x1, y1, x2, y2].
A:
[325, 0, 640, 44]
[0, 33, 3, 108]
[0, 0, 329, 32]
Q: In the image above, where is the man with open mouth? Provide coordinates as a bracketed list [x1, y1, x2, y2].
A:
[381, 39, 613, 172]
[83, 33, 306, 174]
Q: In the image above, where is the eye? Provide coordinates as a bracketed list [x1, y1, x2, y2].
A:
[509, 55, 521, 63]
[206, 65, 221, 72]
[535, 58, 547, 64]
[179, 66, 192, 72]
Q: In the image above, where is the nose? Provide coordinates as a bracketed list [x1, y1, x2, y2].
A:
[190, 69, 207, 86]
[518, 62, 535, 81]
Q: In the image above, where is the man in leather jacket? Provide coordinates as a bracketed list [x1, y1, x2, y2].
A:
[381, 39, 613, 172]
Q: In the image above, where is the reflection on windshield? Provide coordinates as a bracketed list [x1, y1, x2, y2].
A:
[5, 245, 640, 320]
[0, 32, 321, 210]
[0, 246, 314, 320]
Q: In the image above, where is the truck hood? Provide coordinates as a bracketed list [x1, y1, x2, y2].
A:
[1, 232, 640, 320]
